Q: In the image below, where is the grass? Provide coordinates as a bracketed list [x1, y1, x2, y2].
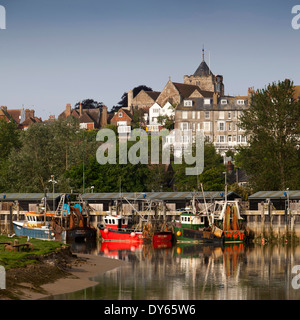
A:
[0, 235, 66, 270]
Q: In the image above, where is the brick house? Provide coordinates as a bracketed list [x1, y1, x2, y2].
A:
[110, 108, 133, 134]
[59, 103, 108, 129]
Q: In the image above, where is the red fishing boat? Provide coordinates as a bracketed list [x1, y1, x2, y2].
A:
[98, 215, 144, 242]
[98, 215, 173, 243]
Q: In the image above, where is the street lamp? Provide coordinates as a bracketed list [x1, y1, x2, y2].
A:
[48, 175, 57, 212]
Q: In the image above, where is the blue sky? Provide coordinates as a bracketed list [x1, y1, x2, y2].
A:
[0, 0, 299, 120]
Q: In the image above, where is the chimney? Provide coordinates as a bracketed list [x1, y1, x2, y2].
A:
[128, 90, 133, 110]
[248, 87, 255, 97]
[226, 161, 234, 174]
[66, 104, 71, 117]
[213, 92, 218, 106]
[25, 109, 31, 120]
[100, 105, 108, 127]
[79, 102, 83, 116]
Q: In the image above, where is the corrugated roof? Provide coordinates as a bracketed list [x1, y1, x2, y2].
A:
[249, 191, 300, 199]
[0, 193, 61, 201]
[82, 191, 240, 201]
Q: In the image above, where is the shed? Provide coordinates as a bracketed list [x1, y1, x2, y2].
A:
[0, 193, 62, 211]
[248, 191, 300, 210]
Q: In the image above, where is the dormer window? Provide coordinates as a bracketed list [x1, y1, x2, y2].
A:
[204, 99, 211, 105]
[221, 99, 227, 105]
[184, 100, 193, 107]
[237, 100, 245, 105]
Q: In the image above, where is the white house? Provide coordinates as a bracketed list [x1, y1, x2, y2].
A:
[147, 102, 175, 132]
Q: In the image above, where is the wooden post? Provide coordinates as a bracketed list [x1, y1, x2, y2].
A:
[17, 201, 20, 221]
[261, 201, 265, 237]
[9, 205, 13, 234]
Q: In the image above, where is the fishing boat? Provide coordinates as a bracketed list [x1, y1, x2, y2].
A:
[212, 200, 245, 243]
[172, 200, 245, 244]
[98, 215, 144, 242]
[13, 212, 56, 240]
[52, 194, 96, 242]
[172, 210, 224, 244]
[98, 194, 173, 243]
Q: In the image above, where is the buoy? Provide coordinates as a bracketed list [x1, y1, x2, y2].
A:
[104, 228, 109, 234]
[176, 230, 181, 237]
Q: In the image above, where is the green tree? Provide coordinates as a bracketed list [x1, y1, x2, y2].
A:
[173, 142, 225, 191]
[6, 118, 94, 192]
[0, 119, 21, 191]
[237, 80, 300, 191]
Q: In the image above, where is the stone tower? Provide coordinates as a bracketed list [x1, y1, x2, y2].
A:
[184, 47, 224, 96]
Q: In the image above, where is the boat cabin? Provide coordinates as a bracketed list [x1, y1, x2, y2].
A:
[23, 212, 54, 228]
[104, 215, 129, 230]
[180, 212, 209, 230]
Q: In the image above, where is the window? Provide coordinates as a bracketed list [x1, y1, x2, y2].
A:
[219, 111, 224, 119]
[228, 135, 232, 142]
[218, 122, 225, 131]
[228, 122, 232, 131]
[237, 100, 245, 105]
[221, 99, 227, 105]
[197, 111, 200, 119]
[192, 111, 195, 119]
[118, 112, 123, 118]
[182, 111, 188, 119]
[197, 123, 200, 131]
[205, 111, 210, 119]
[180, 122, 189, 131]
[238, 135, 247, 143]
[184, 100, 193, 107]
[218, 135, 225, 143]
[192, 123, 195, 131]
[204, 99, 211, 105]
[203, 122, 211, 131]
[228, 112, 231, 119]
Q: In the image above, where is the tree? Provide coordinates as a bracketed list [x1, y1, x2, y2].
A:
[157, 104, 176, 130]
[0, 119, 21, 191]
[5, 118, 96, 192]
[173, 142, 225, 191]
[237, 80, 300, 191]
[74, 99, 103, 109]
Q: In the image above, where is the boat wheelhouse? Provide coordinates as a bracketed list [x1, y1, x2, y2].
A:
[13, 212, 55, 240]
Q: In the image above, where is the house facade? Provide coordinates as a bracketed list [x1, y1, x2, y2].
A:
[174, 95, 250, 156]
[110, 108, 133, 134]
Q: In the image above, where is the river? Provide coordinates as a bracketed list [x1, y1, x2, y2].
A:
[48, 241, 300, 300]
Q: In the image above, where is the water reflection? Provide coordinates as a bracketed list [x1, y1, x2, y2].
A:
[53, 241, 300, 300]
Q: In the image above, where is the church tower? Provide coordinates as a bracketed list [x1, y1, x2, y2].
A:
[184, 47, 224, 96]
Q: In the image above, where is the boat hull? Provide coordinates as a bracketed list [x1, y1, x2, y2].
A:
[173, 225, 224, 244]
[152, 232, 173, 242]
[223, 230, 245, 242]
[13, 221, 55, 240]
[99, 227, 144, 242]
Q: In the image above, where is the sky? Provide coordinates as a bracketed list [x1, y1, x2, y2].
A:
[0, 0, 299, 120]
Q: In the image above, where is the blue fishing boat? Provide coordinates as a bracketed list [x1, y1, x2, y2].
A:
[13, 212, 56, 240]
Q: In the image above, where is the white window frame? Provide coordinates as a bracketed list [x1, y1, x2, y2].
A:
[184, 100, 193, 107]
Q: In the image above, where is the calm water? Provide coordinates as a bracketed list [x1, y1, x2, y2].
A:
[48, 241, 300, 300]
